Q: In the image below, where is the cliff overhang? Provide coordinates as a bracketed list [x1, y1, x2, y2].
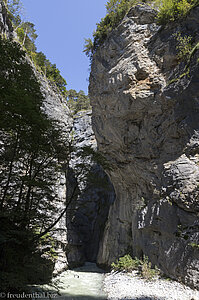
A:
[89, 3, 199, 289]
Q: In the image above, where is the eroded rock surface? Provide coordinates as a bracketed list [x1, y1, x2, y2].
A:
[66, 111, 115, 267]
[89, 4, 199, 288]
[40, 79, 72, 275]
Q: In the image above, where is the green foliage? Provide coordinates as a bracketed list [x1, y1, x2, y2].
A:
[94, 0, 137, 49]
[155, 0, 196, 24]
[31, 51, 67, 95]
[83, 0, 199, 59]
[111, 254, 141, 272]
[0, 37, 44, 131]
[83, 38, 94, 59]
[167, 35, 198, 86]
[84, 0, 141, 58]
[189, 41, 199, 59]
[0, 38, 66, 227]
[0, 35, 70, 223]
[84, 0, 199, 58]
[5, 0, 67, 95]
[0, 221, 55, 291]
[16, 21, 37, 53]
[31, 49, 67, 95]
[32, 51, 67, 94]
[111, 254, 160, 280]
[38, 232, 58, 261]
[0, 1, 93, 293]
[189, 242, 199, 249]
[66, 89, 91, 113]
[5, 0, 24, 28]
[0, 36, 70, 291]
[140, 255, 160, 280]
[174, 32, 192, 60]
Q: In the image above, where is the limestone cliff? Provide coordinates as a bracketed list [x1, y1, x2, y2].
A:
[40, 77, 72, 275]
[65, 111, 115, 267]
[89, 4, 199, 288]
[0, 0, 12, 37]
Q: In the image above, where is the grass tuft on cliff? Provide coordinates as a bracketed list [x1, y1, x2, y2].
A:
[84, 0, 148, 59]
[154, 0, 199, 24]
[84, 0, 199, 59]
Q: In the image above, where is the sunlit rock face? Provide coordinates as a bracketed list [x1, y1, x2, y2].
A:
[0, 0, 13, 37]
[41, 80, 72, 275]
[89, 4, 199, 288]
[30, 68, 73, 276]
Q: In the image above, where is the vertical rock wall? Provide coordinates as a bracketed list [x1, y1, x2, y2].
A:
[40, 78, 73, 275]
[89, 4, 199, 288]
[0, 0, 13, 37]
[65, 111, 115, 267]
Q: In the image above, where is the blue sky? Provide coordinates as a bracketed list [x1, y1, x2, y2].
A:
[22, 0, 108, 94]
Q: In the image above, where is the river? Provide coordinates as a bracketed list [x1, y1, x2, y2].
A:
[34, 262, 107, 300]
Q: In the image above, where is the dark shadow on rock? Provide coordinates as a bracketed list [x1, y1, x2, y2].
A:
[66, 163, 115, 268]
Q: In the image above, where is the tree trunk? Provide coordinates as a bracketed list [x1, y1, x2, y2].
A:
[0, 131, 19, 210]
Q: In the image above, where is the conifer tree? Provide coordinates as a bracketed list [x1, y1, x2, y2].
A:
[66, 89, 91, 113]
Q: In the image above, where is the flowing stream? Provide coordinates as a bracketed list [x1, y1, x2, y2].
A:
[34, 262, 107, 300]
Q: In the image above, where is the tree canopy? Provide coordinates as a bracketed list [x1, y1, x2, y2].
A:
[66, 89, 91, 113]
[4, 0, 67, 95]
[0, 36, 70, 290]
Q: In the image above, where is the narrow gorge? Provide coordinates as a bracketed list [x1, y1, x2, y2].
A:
[0, 0, 199, 299]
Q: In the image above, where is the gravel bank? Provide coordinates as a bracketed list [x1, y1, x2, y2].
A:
[104, 271, 199, 300]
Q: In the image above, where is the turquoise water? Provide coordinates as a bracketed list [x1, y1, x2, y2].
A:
[34, 262, 107, 300]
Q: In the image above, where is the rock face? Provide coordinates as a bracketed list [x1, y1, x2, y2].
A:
[0, 0, 13, 37]
[66, 111, 115, 267]
[89, 4, 199, 288]
[40, 79, 73, 275]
